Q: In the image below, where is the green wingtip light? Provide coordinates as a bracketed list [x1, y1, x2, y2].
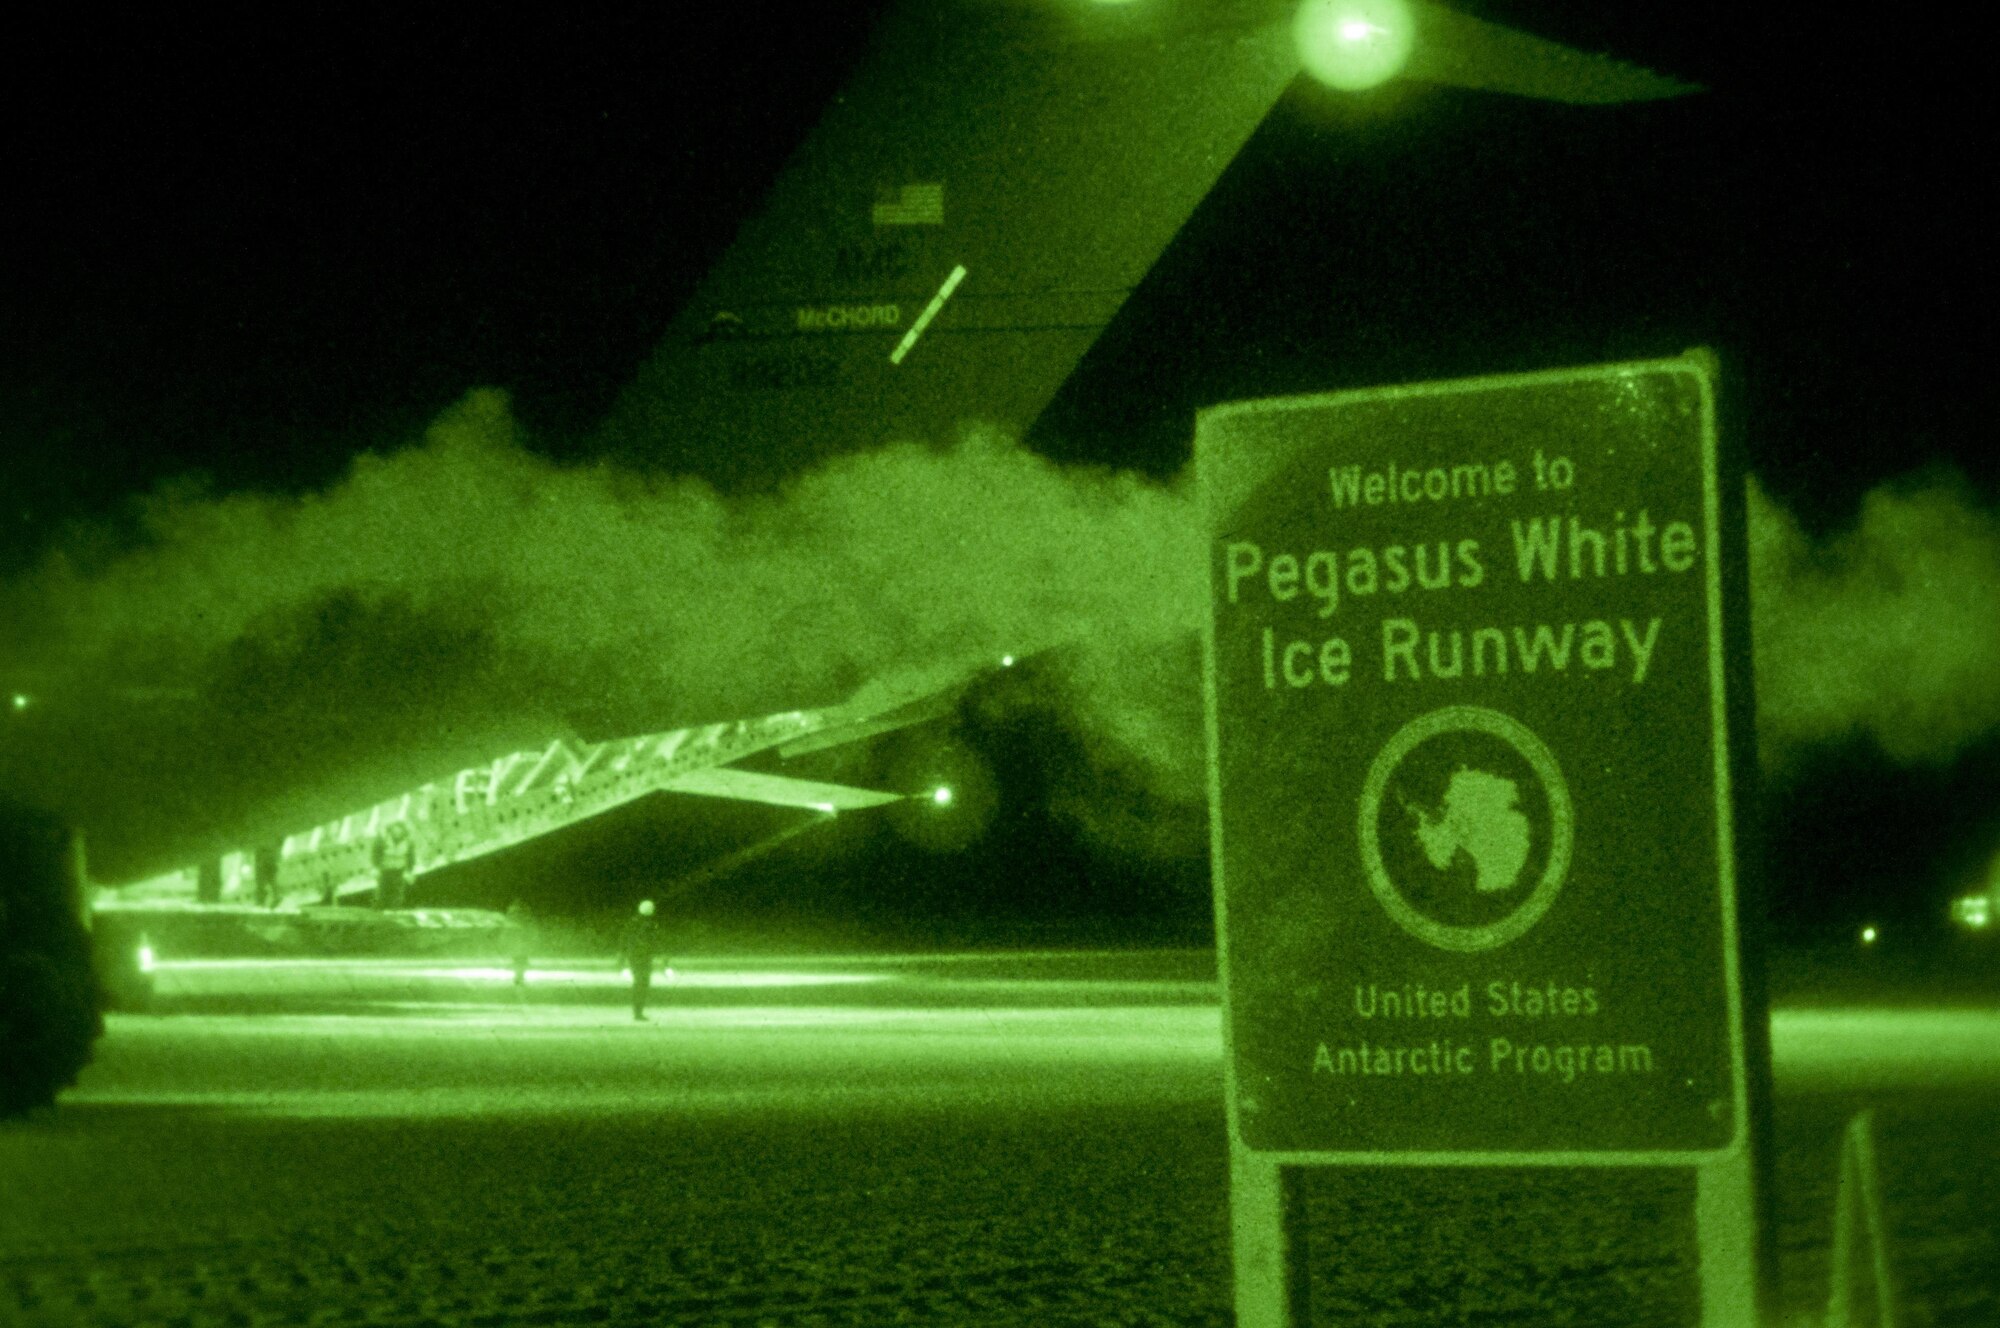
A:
[1294, 0, 1416, 91]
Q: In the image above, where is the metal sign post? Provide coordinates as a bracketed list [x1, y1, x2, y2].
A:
[1229, 1146, 1312, 1326]
[1826, 1109, 1899, 1328]
[1198, 353, 1769, 1326]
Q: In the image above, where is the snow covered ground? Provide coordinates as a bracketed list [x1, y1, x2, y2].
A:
[2, 952, 1995, 1326]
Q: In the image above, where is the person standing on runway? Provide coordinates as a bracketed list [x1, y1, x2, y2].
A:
[619, 899, 662, 1021]
[370, 820, 415, 910]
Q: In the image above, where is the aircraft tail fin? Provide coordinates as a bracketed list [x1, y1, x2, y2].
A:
[599, 1, 1300, 484]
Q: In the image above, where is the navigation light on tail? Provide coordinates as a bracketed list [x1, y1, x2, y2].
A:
[1295, 0, 1416, 90]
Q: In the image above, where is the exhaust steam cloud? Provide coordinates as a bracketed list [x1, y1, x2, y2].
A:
[2, 389, 1994, 875]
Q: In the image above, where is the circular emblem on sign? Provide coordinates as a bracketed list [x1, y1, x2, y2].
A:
[1357, 706, 1573, 953]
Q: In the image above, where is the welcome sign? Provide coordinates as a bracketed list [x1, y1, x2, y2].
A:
[1199, 355, 1752, 1162]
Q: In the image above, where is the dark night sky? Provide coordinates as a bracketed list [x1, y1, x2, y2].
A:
[2, 2, 894, 544]
[3, 2, 1995, 942]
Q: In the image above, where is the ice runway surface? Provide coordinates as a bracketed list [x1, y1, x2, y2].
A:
[5, 951, 1998, 1326]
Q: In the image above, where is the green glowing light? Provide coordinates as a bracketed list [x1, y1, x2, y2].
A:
[1952, 895, 1991, 930]
[137, 943, 156, 974]
[8, 693, 27, 711]
[932, 786, 954, 807]
[1860, 925, 1879, 945]
[1001, 654, 1015, 667]
[1294, 0, 1416, 91]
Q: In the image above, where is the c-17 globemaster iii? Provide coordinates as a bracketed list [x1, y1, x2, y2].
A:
[5, 0, 1701, 1105]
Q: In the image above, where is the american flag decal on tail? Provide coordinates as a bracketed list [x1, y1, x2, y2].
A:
[872, 182, 943, 227]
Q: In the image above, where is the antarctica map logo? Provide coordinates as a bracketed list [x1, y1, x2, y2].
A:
[1357, 706, 1574, 953]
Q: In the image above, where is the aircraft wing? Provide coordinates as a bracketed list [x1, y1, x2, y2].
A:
[656, 767, 904, 812]
[105, 662, 989, 907]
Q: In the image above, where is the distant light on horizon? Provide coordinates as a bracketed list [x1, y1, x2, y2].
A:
[1860, 924, 1879, 945]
